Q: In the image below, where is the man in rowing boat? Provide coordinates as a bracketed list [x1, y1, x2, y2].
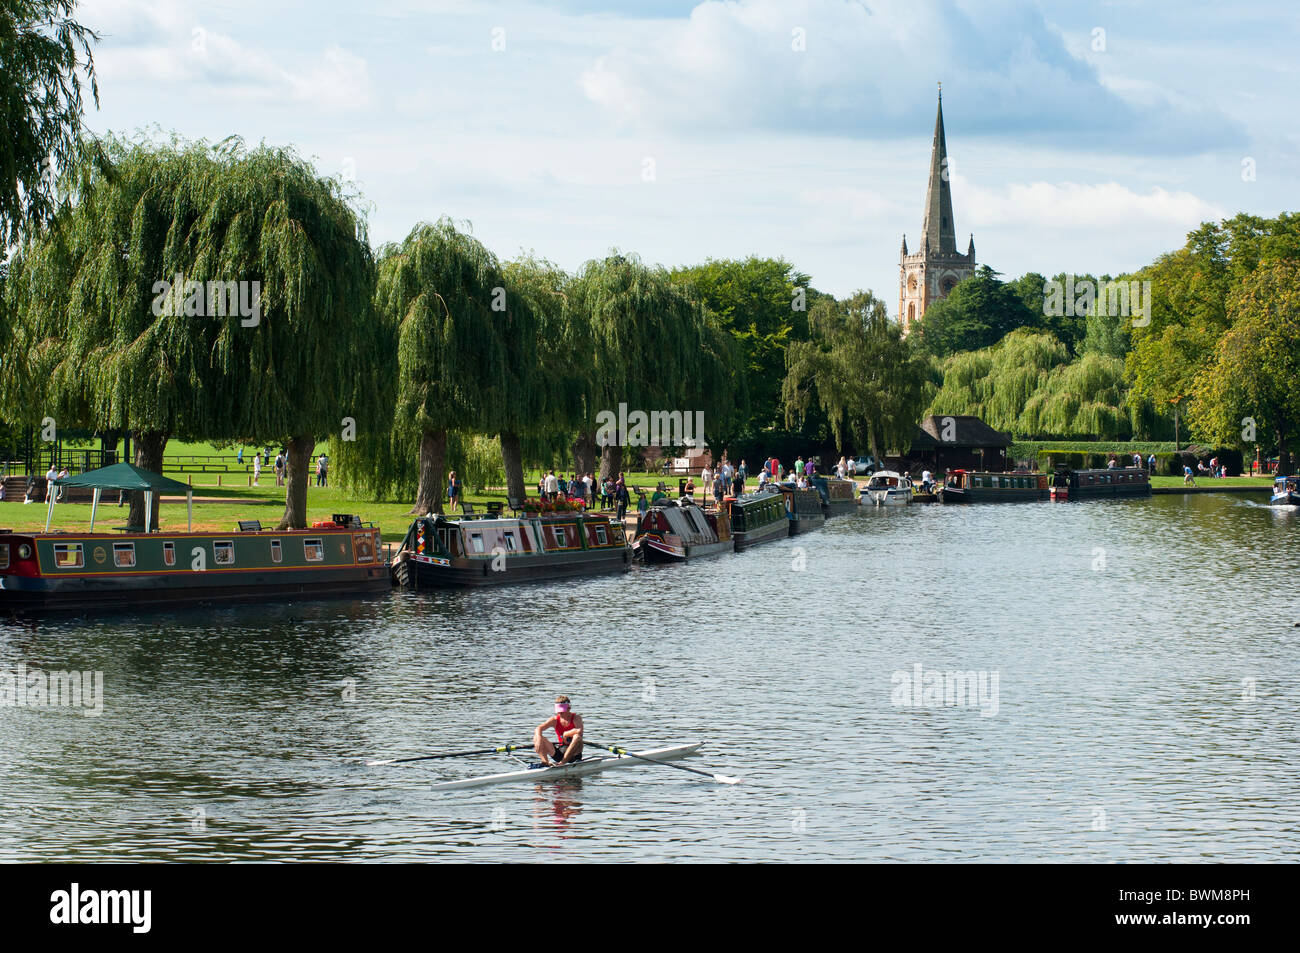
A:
[533, 695, 584, 767]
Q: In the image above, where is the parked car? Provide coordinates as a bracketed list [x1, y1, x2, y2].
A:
[849, 456, 877, 475]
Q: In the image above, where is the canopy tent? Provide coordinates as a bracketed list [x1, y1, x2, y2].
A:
[47, 463, 194, 533]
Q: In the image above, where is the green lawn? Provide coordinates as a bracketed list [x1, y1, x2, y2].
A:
[1149, 475, 1273, 488]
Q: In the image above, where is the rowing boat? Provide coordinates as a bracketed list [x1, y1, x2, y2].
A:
[430, 742, 703, 791]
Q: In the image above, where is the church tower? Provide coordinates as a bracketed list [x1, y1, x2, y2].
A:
[900, 86, 976, 335]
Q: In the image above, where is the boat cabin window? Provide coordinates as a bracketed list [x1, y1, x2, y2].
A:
[503, 531, 517, 552]
[113, 542, 136, 568]
[469, 532, 485, 554]
[270, 539, 283, 564]
[594, 525, 608, 545]
[304, 538, 325, 562]
[0, 544, 8, 570]
[163, 542, 176, 567]
[552, 527, 567, 548]
[54, 543, 84, 569]
[213, 541, 235, 566]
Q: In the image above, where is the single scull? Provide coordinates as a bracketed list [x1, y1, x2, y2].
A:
[430, 742, 703, 791]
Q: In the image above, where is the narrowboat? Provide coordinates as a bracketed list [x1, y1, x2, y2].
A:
[811, 476, 860, 517]
[632, 498, 732, 563]
[393, 509, 630, 587]
[777, 484, 827, 534]
[0, 515, 390, 613]
[1060, 467, 1151, 499]
[724, 490, 790, 552]
[862, 471, 912, 506]
[1271, 475, 1300, 506]
[937, 470, 1048, 503]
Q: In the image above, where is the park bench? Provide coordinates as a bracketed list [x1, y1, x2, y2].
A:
[237, 520, 262, 532]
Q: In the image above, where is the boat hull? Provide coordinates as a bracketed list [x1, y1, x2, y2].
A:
[406, 547, 630, 587]
[431, 743, 703, 790]
[1271, 491, 1300, 506]
[787, 514, 826, 534]
[732, 517, 790, 551]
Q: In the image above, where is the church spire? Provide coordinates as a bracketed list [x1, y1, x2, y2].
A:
[921, 85, 957, 256]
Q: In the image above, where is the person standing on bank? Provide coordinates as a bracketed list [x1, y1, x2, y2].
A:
[447, 471, 462, 512]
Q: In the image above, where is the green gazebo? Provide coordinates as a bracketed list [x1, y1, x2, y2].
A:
[47, 463, 194, 533]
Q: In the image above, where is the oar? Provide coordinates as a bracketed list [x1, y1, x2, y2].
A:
[366, 743, 532, 767]
[587, 741, 741, 784]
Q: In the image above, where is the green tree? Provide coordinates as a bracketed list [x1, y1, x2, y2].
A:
[2, 136, 379, 529]
[669, 256, 808, 440]
[783, 291, 926, 462]
[0, 0, 98, 243]
[572, 252, 740, 480]
[914, 265, 1034, 357]
[1188, 259, 1300, 473]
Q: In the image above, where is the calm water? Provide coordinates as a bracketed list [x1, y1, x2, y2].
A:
[2, 492, 1298, 862]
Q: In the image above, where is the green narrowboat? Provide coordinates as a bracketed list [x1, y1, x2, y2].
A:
[0, 516, 389, 613]
[724, 490, 791, 551]
[937, 469, 1048, 503]
[393, 510, 630, 587]
[1055, 467, 1151, 499]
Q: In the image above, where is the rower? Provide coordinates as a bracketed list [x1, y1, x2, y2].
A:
[533, 695, 584, 766]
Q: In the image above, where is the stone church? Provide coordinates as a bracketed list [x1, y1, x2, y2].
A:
[899, 88, 976, 335]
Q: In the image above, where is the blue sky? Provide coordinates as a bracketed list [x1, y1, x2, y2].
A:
[79, 0, 1298, 303]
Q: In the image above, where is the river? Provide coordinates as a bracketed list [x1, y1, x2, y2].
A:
[2, 492, 1297, 861]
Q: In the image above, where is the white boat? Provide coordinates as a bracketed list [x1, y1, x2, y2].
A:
[862, 470, 912, 505]
[430, 742, 703, 790]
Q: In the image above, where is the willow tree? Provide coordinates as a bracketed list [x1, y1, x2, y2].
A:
[373, 219, 510, 514]
[570, 252, 739, 479]
[499, 256, 586, 501]
[783, 290, 925, 462]
[0, 0, 98, 244]
[2, 135, 379, 529]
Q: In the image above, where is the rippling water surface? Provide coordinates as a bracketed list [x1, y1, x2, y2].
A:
[2, 492, 1298, 861]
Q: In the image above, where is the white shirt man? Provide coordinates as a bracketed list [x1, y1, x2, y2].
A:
[544, 471, 559, 498]
[701, 466, 712, 487]
[921, 469, 933, 487]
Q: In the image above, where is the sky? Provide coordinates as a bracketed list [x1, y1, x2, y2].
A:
[76, 0, 1299, 305]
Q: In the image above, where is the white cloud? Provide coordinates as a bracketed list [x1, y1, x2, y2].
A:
[962, 177, 1225, 230]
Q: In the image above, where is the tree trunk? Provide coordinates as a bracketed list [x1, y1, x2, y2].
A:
[128, 430, 169, 529]
[500, 431, 527, 503]
[412, 428, 447, 515]
[277, 435, 315, 530]
[573, 430, 597, 479]
[599, 444, 624, 484]
[1277, 426, 1290, 477]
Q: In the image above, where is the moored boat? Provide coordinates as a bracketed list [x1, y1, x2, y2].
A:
[724, 490, 790, 551]
[811, 476, 860, 516]
[393, 506, 630, 587]
[862, 470, 912, 506]
[0, 462, 390, 612]
[1060, 467, 1151, 499]
[632, 498, 732, 563]
[1271, 475, 1300, 506]
[937, 469, 1048, 503]
[0, 516, 389, 612]
[777, 484, 826, 534]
